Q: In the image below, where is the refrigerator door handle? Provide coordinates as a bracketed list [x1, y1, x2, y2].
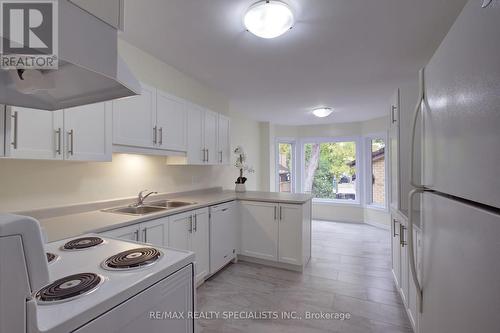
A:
[409, 188, 424, 312]
[410, 68, 426, 190]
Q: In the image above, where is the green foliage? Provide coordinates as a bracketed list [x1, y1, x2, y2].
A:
[305, 142, 356, 199]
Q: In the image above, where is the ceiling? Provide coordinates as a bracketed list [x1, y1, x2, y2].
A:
[122, 0, 467, 125]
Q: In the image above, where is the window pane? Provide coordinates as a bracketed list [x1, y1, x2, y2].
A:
[304, 142, 357, 200]
[371, 139, 386, 205]
[278, 143, 292, 193]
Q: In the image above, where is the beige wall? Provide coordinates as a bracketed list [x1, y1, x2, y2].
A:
[0, 40, 262, 212]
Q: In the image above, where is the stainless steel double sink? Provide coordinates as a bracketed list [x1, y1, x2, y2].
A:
[102, 200, 196, 216]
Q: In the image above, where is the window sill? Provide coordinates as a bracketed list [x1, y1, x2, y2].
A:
[366, 204, 389, 212]
[312, 199, 362, 207]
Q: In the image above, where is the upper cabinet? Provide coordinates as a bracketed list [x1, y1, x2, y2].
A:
[186, 104, 205, 164]
[112, 84, 188, 154]
[203, 110, 218, 164]
[69, 0, 124, 30]
[389, 89, 401, 212]
[217, 114, 231, 165]
[3, 103, 111, 162]
[156, 91, 188, 152]
[113, 83, 156, 149]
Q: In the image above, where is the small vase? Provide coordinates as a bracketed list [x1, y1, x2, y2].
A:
[235, 183, 246, 193]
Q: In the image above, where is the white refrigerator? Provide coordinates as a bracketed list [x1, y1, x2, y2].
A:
[408, 1, 500, 333]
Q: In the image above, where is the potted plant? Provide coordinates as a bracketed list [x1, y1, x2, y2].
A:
[234, 146, 254, 192]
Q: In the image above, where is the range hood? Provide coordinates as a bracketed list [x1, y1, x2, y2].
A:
[0, 0, 141, 110]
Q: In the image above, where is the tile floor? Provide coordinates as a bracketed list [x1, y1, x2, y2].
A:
[197, 221, 412, 333]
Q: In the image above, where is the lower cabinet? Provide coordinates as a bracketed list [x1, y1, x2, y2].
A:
[240, 200, 311, 268]
[209, 201, 237, 274]
[169, 208, 209, 285]
[391, 210, 421, 333]
[100, 216, 169, 248]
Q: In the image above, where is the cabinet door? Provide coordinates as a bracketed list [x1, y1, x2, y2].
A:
[391, 215, 401, 287]
[278, 204, 303, 265]
[186, 104, 204, 164]
[6, 106, 63, 160]
[156, 90, 187, 152]
[389, 89, 400, 211]
[64, 102, 111, 161]
[240, 201, 278, 261]
[209, 202, 237, 274]
[407, 228, 421, 332]
[400, 220, 409, 306]
[203, 110, 218, 164]
[168, 211, 192, 251]
[217, 114, 230, 165]
[141, 217, 169, 247]
[113, 83, 156, 148]
[191, 208, 209, 283]
[101, 224, 140, 242]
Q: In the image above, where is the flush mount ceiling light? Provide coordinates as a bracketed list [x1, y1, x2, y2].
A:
[312, 107, 334, 118]
[244, 1, 294, 39]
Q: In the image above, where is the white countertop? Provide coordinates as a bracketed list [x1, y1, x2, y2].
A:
[20, 189, 312, 242]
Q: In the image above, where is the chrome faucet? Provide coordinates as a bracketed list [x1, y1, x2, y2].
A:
[134, 190, 158, 206]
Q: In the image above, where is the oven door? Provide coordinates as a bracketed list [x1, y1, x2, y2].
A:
[74, 264, 194, 333]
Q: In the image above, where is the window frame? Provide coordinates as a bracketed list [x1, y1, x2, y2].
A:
[299, 136, 362, 205]
[364, 132, 389, 211]
[275, 138, 297, 193]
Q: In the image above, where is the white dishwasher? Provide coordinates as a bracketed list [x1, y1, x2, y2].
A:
[209, 201, 238, 274]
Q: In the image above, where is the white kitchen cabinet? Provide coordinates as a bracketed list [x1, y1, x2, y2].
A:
[168, 209, 209, 284]
[389, 89, 401, 212]
[156, 90, 187, 152]
[141, 217, 169, 248]
[240, 201, 278, 261]
[5, 106, 64, 160]
[191, 208, 210, 283]
[4, 103, 110, 162]
[391, 212, 401, 288]
[203, 110, 218, 164]
[69, 0, 123, 30]
[240, 200, 312, 269]
[407, 227, 421, 333]
[217, 114, 231, 165]
[185, 103, 205, 164]
[101, 224, 140, 242]
[209, 201, 237, 274]
[64, 102, 112, 161]
[278, 204, 303, 265]
[112, 83, 156, 149]
[100, 217, 169, 247]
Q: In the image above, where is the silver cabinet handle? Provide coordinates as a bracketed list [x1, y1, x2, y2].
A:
[134, 230, 139, 241]
[153, 126, 157, 144]
[206, 149, 209, 162]
[279, 206, 283, 220]
[391, 105, 397, 124]
[410, 69, 426, 190]
[68, 129, 74, 155]
[221, 208, 228, 212]
[143, 228, 147, 243]
[202, 149, 206, 162]
[219, 151, 223, 163]
[400, 224, 407, 247]
[188, 215, 193, 233]
[193, 214, 198, 232]
[274, 206, 277, 220]
[393, 219, 399, 237]
[409, 189, 424, 311]
[55, 128, 62, 155]
[159, 127, 163, 145]
[11, 111, 18, 149]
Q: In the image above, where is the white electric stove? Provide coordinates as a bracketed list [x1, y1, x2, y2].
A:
[0, 214, 196, 333]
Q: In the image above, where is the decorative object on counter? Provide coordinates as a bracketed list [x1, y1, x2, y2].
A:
[234, 145, 254, 193]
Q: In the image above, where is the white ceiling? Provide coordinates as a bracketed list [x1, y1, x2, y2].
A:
[122, 0, 467, 125]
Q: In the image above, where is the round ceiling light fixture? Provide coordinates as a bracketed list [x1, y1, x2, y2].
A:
[312, 107, 334, 118]
[244, 1, 294, 39]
